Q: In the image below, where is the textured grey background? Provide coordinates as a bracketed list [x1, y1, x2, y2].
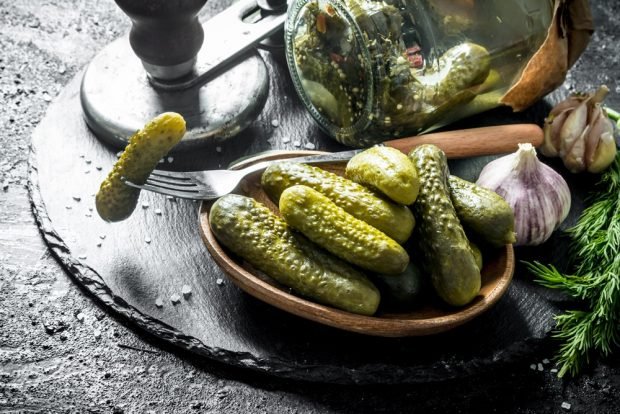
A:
[1, 0, 619, 412]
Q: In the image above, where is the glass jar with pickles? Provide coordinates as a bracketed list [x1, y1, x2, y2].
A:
[285, 0, 555, 147]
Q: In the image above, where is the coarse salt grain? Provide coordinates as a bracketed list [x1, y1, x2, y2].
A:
[145, 237, 151, 244]
[155, 298, 163, 308]
[529, 364, 536, 370]
[542, 358, 550, 364]
[99, 234, 106, 239]
[561, 402, 571, 410]
[271, 119, 280, 128]
[167, 156, 174, 163]
[293, 140, 301, 147]
[141, 201, 149, 209]
[304, 142, 316, 150]
[76, 313, 85, 322]
[550, 368, 558, 373]
[216, 146, 222, 153]
[85, 159, 92, 164]
[182, 285, 192, 298]
[96, 242, 102, 247]
[282, 137, 291, 144]
[154, 208, 162, 215]
[170, 294, 181, 304]
[73, 196, 81, 202]
[537, 363, 544, 371]
[94, 329, 101, 340]
[216, 278, 224, 285]
[78, 255, 87, 260]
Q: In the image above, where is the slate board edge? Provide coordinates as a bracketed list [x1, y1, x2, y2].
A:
[25, 76, 551, 386]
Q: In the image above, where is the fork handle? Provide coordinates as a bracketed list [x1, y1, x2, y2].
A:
[385, 124, 543, 158]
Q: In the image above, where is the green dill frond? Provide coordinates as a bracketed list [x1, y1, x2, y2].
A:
[528, 151, 620, 377]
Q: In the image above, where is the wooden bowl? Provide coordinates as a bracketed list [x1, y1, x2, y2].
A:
[199, 151, 515, 337]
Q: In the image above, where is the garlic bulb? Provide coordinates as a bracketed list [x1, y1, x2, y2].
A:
[476, 143, 571, 246]
[542, 85, 617, 173]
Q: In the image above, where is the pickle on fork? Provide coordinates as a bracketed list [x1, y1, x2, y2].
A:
[96, 112, 186, 222]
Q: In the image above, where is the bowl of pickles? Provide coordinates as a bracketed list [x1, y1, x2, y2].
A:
[200, 145, 515, 337]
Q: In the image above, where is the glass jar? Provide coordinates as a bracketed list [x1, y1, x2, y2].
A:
[285, 0, 555, 147]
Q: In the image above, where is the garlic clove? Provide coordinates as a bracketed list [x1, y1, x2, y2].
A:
[549, 94, 584, 117]
[588, 131, 617, 173]
[562, 125, 590, 173]
[542, 109, 570, 157]
[559, 99, 589, 157]
[584, 105, 612, 166]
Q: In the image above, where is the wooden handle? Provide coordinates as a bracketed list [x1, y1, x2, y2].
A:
[384, 124, 543, 158]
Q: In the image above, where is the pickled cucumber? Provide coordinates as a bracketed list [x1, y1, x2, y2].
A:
[422, 42, 491, 106]
[209, 194, 380, 315]
[409, 145, 481, 306]
[261, 162, 415, 243]
[448, 175, 516, 247]
[279, 185, 409, 275]
[345, 146, 420, 205]
[373, 261, 424, 309]
[469, 240, 483, 271]
[96, 113, 186, 222]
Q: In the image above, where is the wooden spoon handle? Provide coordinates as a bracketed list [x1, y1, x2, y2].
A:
[384, 124, 543, 158]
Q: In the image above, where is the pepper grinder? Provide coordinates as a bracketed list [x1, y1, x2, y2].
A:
[80, 0, 286, 151]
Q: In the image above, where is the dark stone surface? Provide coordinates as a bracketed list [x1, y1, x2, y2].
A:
[27, 26, 567, 385]
[2, 0, 620, 412]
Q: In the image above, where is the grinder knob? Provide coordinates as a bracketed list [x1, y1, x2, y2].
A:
[114, 0, 207, 80]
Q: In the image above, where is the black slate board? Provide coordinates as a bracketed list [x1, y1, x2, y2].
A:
[28, 46, 596, 384]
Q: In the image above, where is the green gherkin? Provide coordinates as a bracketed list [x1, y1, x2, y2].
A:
[448, 175, 516, 247]
[96, 112, 186, 222]
[261, 162, 415, 243]
[373, 261, 425, 308]
[279, 185, 409, 275]
[423, 42, 491, 106]
[408, 145, 481, 306]
[346, 146, 420, 205]
[209, 194, 380, 316]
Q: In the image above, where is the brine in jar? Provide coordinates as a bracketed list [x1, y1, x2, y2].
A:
[285, 0, 554, 147]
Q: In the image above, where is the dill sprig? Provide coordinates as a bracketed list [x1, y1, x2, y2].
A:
[525, 151, 620, 377]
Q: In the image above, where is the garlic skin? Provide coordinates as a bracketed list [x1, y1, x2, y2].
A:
[476, 143, 571, 246]
[542, 85, 617, 173]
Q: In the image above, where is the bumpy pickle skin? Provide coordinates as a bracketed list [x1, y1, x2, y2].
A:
[345, 146, 420, 205]
[408, 145, 481, 306]
[448, 175, 516, 247]
[209, 195, 380, 316]
[96, 112, 186, 222]
[279, 185, 409, 275]
[261, 162, 415, 243]
[422, 42, 491, 106]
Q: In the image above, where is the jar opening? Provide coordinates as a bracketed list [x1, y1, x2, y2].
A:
[286, 0, 555, 147]
[285, 0, 374, 142]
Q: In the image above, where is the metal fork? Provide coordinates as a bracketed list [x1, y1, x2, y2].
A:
[123, 150, 361, 200]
